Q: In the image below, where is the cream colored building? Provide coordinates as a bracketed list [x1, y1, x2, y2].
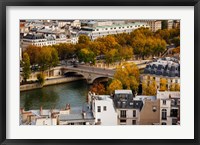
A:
[157, 91, 180, 125]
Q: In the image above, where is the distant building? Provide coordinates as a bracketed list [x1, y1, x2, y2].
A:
[167, 20, 174, 29]
[132, 20, 162, 32]
[79, 22, 150, 40]
[21, 33, 77, 50]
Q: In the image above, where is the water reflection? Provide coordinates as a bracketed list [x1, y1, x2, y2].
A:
[20, 80, 89, 110]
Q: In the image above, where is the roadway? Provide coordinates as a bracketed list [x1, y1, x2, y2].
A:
[63, 65, 115, 76]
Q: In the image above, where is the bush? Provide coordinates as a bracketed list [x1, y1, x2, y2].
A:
[37, 73, 45, 86]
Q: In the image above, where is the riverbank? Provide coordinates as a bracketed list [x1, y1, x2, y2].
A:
[20, 76, 85, 91]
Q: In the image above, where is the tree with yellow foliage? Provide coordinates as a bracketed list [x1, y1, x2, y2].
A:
[142, 80, 157, 96]
[108, 79, 123, 94]
[112, 63, 140, 94]
[160, 78, 167, 91]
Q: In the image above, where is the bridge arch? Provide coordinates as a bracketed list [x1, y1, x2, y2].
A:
[63, 70, 113, 84]
[90, 76, 113, 84]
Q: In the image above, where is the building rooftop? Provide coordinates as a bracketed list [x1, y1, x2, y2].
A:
[113, 90, 143, 110]
[134, 95, 156, 101]
[144, 57, 180, 77]
[115, 90, 132, 94]
[59, 106, 94, 121]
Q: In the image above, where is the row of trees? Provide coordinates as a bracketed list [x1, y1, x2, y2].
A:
[21, 46, 59, 82]
[23, 27, 180, 68]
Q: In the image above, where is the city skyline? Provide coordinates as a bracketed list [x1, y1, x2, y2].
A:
[20, 19, 180, 125]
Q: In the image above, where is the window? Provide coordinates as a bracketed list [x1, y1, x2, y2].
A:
[120, 119, 126, 123]
[163, 100, 166, 105]
[152, 106, 157, 112]
[103, 106, 107, 111]
[120, 110, 126, 118]
[161, 122, 167, 125]
[162, 109, 167, 120]
[132, 120, 136, 125]
[133, 110, 136, 117]
[97, 106, 101, 112]
[177, 99, 180, 105]
[171, 99, 175, 106]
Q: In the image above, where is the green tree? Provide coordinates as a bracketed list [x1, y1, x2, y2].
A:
[36, 47, 52, 72]
[53, 43, 75, 60]
[50, 47, 59, 68]
[22, 53, 31, 82]
[78, 48, 95, 64]
[172, 36, 180, 47]
[162, 20, 168, 29]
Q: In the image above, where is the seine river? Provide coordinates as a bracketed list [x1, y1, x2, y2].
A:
[20, 80, 89, 111]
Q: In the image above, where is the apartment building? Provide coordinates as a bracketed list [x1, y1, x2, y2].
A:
[142, 57, 180, 91]
[113, 90, 143, 125]
[157, 91, 180, 125]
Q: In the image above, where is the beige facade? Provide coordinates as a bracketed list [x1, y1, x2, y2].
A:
[140, 99, 160, 125]
[117, 109, 140, 125]
[141, 74, 180, 91]
[132, 20, 161, 32]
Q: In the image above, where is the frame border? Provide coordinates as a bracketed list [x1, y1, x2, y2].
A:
[0, 0, 199, 145]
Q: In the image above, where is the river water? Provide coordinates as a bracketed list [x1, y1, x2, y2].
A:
[20, 80, 89, 111]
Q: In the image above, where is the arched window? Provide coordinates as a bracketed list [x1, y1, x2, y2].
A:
[162, 109, 167, 120]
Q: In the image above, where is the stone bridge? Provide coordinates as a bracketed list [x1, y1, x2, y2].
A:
[61, 66, 115, 84]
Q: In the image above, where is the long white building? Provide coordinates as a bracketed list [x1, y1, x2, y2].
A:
[79, 22, 150, 40]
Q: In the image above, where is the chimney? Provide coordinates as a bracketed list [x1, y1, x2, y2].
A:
[66, 104, 70, 110]
[40, 106, 43, 116]
[82, 112, 86, 119]
[20, 108, 25, 114]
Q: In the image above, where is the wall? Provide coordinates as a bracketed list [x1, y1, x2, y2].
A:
[94, 99, 118, 125]
[20, 77, 85, 91]
[140, 100, 160, 125]
[117, 109, 140, 125]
